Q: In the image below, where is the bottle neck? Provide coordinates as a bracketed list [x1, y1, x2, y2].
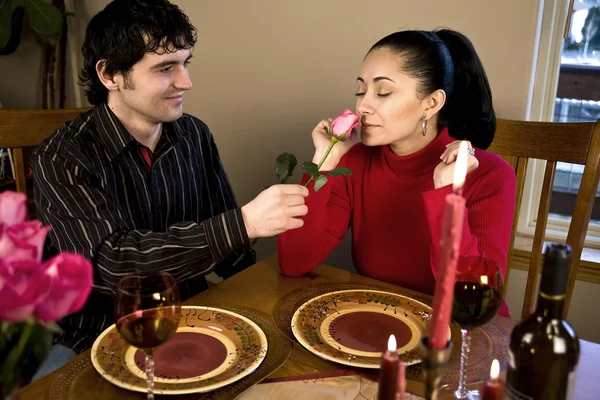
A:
[535, 292, 565, 319]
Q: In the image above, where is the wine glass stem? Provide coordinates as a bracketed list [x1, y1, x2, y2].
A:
[145, 349, 155, 400]
[455, 329, 471, 399]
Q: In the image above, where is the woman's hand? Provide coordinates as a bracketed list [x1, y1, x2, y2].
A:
[311, 119, 359, 171]
[433, 140, 479, 189]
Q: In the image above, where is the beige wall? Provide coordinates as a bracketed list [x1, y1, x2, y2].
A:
[177, 0, 541, 260]
[2, 0, 598, 342]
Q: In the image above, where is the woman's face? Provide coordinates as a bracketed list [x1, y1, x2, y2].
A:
[356, 47, 432, 148]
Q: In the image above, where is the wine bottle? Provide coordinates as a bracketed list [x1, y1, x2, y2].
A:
[505, 243, 580, 400]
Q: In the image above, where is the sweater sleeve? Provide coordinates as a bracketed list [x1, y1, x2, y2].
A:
[277, 172, 352, 276]
[421, 164, 516, 280]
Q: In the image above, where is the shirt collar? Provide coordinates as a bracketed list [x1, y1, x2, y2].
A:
[93, 103, 190, 160]
[93, 103, 135, 161]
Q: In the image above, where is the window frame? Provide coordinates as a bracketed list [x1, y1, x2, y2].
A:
[518, 0, 600, 248]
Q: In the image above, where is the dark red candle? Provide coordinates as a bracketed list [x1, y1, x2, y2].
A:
[429, 141, 469, 350]
[378, 335, 399, 400]
[482, 359, 504, 400]
[397, 360, 406, 399]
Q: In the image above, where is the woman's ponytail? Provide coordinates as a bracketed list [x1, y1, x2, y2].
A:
[434, 29, 496, 149]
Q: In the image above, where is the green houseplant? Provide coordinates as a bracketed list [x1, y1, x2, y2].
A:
[0, 0, 70, 109]
[0, 0, 65, 53]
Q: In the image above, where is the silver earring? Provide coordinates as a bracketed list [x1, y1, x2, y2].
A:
[422, 118, 428, 136]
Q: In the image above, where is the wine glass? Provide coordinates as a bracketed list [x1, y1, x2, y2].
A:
[115, 271, 181, 400]
[443, 256, 503, 399]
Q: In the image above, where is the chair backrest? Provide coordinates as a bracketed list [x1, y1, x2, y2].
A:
[488, 118, 600, 318]
[0, 107, 91, 201]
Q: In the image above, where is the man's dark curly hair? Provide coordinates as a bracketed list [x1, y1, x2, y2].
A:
[79, 0, 197, 105]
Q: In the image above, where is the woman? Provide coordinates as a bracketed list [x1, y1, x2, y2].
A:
[277, 29, 515, 317]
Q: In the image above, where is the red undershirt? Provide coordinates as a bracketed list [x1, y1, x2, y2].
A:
[140, 146, 153, 167]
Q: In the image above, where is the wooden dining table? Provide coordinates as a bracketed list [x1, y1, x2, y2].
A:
[19, 254, 600, 399]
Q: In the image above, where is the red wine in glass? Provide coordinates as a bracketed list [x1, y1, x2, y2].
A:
[115, 272, 181, 400]
[116, 308, 179, 349]
[444, 256, 503, 399]
[452, 281, 502, 331]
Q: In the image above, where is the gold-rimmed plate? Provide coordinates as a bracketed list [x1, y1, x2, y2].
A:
[291, 289, 450, 369]
[90, 306, 268, 395]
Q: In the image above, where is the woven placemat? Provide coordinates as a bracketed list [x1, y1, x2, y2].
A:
[46, 307, 293, 400]
[271, 283, 509, 383]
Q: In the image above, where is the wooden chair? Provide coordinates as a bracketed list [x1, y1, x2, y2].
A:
[488, 118, 600, 318]
[0, 108, 91, 195]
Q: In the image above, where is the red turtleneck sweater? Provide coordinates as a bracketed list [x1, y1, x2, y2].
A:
[277, 129, 515, 317]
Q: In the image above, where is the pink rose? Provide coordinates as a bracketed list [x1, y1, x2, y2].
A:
[0, 221, 51, 262]
[0, 191, 27, 226]
[331, 109, 360, 141]
[35, 253, 93, 322]
[0, 257, 50, 322]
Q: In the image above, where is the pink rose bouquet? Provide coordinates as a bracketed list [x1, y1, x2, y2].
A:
[275, 108, 358, 191]
[0, 191, 93, 397]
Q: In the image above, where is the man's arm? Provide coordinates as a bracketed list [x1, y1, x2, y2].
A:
[33, 152, 248, 294]
[201, 127, 257, 277]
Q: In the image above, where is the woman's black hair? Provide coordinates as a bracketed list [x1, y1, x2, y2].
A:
[79, 0, 197, 105]
[367, 29, 495, 149]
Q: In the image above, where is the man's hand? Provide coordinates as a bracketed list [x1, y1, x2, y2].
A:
[241, 184, 309, 239]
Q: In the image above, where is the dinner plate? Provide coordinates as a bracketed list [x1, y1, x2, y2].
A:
[291, 289, 450, 368]
[90, 306, 268, 395]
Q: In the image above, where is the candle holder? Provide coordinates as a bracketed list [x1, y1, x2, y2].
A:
[419, 336, 453, 400]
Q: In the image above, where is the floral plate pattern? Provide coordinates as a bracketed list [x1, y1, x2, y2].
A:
[291, 289, 451, 369]
[90, 306, 268, 395]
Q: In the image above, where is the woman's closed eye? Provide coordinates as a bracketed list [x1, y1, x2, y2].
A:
[354, 91, 392, 97]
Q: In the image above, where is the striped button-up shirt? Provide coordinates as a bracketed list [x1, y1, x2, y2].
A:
[32, 103, 251, 352]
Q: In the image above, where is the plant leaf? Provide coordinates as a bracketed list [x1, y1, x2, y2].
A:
[20, 323, 53, 379]
[0, 6, 26, 56]
[0, 0, 12, 49]
[25, 0, 63, 41]
[275, 152, 297, 184]
[301, 162, 319, 177]
[314, 174, 328, 192]
[327, 166, 352, 177]
[41, 35, 56, 45]
[41, 321, 63, 334]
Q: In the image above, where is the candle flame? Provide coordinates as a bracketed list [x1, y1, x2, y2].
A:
[387, 334, 397, 352]
[453, 141, 469, 193]
[480, 275, 489, 285]
[490, 359, 500, 380]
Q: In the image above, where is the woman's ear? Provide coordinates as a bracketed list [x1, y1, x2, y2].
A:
[422, 89, 446, 119]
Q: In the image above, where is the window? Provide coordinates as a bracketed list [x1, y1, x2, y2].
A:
[519, 0, 600, 247]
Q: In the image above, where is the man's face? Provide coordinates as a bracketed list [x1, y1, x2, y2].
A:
[113, 47, 193, 124]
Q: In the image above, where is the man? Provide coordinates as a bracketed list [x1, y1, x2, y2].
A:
[32, 0, 308, 376]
